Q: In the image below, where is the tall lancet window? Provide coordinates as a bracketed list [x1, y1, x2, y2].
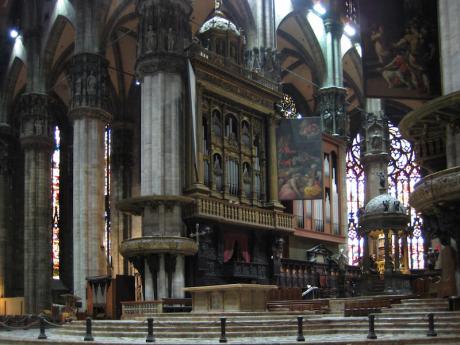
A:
[346, 134, 364, 265]
[51, 126, 61, 279]
[346, 125, 423, 269]
[104, 126, 112, 270]
[388, 124, 423, 269]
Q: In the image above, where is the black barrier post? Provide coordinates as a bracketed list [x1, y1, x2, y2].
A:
[84, 317, 94, 341]
[367, 314, 377, 339]
[146, 317, 155, 343]
[219, 317, 227, 343]
[296, 316, 305, 342]
[37, 316, 47, 340]
[449, 296, 460, 311]
[427, 313, 437, 337]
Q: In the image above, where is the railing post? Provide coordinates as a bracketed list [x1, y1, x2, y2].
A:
[367, 314, 377, 339]
[427, 313, 437, 337]
[84, 317, 94, 341]
[219, 317, 227, 343]
[146, 317, 155, 342]
[296, 316, 305, 341]
[37, 316, 47, 340]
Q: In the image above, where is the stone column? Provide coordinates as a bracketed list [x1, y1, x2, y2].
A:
[0, 124, 13, 298]
[131, 0, 195, 299]
[18, 93, 53, 314]
[266, 116, 282, 209]
[401, 231, 409, 272]
[383, 229, 393, 273]
[68, 53, 112, 309]
[394, 231, 400, 272]
[361, 99, 390, 203]
[361, 230, 370, 273]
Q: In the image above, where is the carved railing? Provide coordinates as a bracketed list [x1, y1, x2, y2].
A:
[184, 196, 295, 232]
[191, 46, 280, 92]
[121, 300, 162, 317]
[223, 261, 268, 280]
[276, 258, 362, 297]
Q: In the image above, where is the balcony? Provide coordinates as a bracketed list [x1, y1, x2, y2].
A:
[410, 166, 460, 212]
[190, 46, 280, 93]
[183, 196, 295, 232]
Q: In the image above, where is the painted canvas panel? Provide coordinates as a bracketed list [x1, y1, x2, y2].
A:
[359, 0, 441, 99]
[277, 117, 322, 200]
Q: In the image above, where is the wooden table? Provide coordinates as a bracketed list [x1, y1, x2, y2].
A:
[183, 284, 277, 313]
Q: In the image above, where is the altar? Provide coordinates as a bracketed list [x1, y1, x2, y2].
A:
[183, 284, 277, 312]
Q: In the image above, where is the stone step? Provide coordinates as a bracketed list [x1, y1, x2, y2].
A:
[54, 327, 460, 339]
[401, 299, 448, 304]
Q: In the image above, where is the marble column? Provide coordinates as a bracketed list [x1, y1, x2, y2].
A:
[0, 124, 13, 298]
[267, 116, 282, 209]
[316, 1, 347, 138]
[18, 93, 53, 314]
[361, 99, 390, 203]
[394, 231, 400, 272]
[135, 0, 193, 299]
[361, 231, 370, 273]
[383, 229, 393, 273]
[68, 53, 112, 309]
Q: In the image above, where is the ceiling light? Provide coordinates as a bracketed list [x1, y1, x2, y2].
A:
[313, 3, 326, 16]
[344, 24, 356, 37]
[9, 28, 19, 39]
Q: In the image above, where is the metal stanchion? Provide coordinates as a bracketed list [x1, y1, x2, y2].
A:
[427, 313, 437, 337]
[84, 317, 94, 341]
[146, 317, 155, 342]
[219, 317, 227, 343]
[296, 316, 305, 342]
[367, 314, 377, 339]
[37, 316, 47, 340]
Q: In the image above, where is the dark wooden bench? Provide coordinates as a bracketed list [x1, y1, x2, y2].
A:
[161, 298, 192, 313]
[267, 299, 329, 313]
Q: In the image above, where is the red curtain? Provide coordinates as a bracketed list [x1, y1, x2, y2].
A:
[223, 233, 250, 263]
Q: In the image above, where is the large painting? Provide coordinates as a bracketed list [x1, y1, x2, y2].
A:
[359, 0, 441, 99]
[277, 117, 322, 200]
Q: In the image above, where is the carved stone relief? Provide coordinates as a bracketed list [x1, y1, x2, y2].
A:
[68, 53, 111, 116]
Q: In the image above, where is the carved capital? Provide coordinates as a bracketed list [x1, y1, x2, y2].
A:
[67, 53, 112, 119]
[316, 87, 347, 137]
[18, 93, 53, 149]
[136, 0, 192, 76]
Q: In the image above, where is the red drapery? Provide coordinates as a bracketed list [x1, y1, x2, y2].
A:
[223, 233, 250, 263]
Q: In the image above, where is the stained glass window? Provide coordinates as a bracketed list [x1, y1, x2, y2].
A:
[51, 126, 60, 279]
[280, 94, 298, 119]
[347, 124, 424, 269]
[104, 126, 112, 269]
[346, 134, 364, 265]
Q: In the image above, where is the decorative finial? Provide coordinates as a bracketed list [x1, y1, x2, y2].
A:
[215, 0, 222, 11]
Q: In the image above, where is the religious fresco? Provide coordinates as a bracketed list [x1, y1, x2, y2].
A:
[359, 0, 441, 99]
[277, 117, 322, 200]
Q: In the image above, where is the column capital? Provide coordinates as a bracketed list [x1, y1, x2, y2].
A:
[67, 53, 112, 122]
[17, 93, 53, 150]
[135, 0, 192, 77]
[323, 18, 343, 36]
[316, 86, 347, 137]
